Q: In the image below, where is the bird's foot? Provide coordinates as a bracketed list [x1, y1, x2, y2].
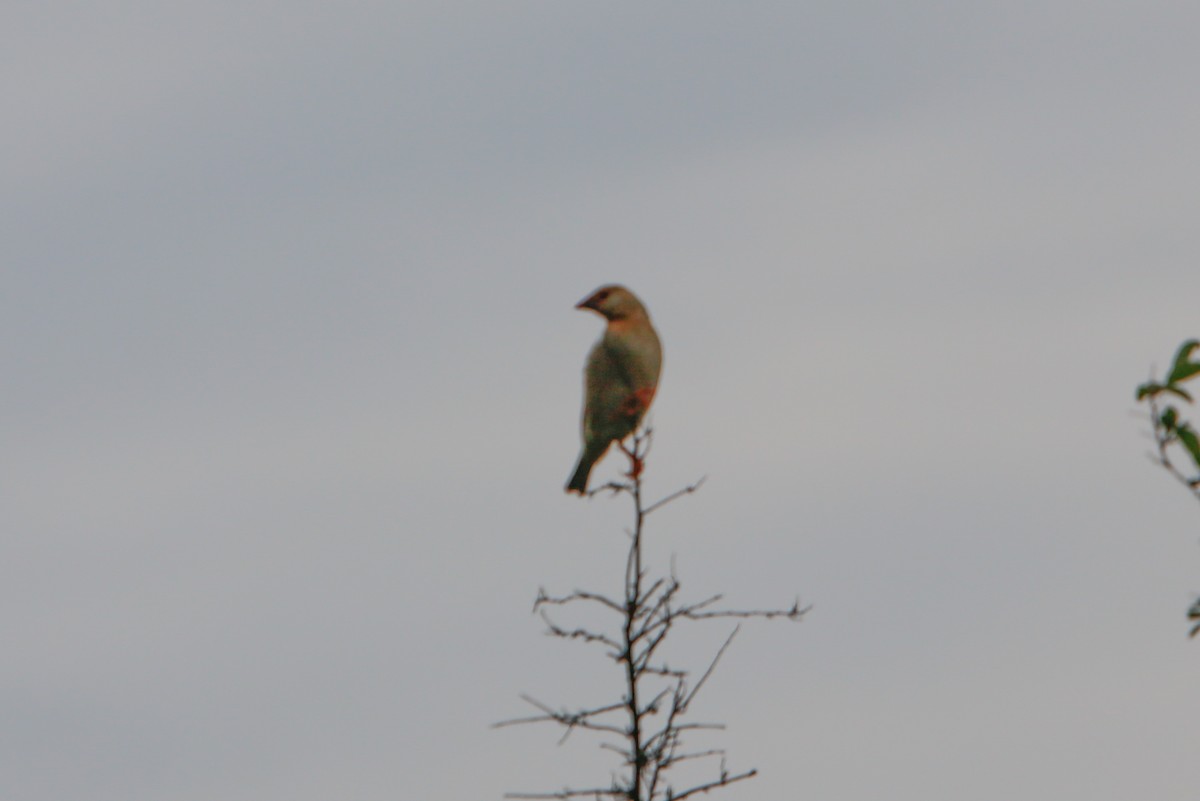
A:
[618, 440, 644, 480]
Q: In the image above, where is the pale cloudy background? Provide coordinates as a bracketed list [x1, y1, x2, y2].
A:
[4, 2, 1200, 800]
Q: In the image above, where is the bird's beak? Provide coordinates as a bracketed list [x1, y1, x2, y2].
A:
[575, 293, 599, 311]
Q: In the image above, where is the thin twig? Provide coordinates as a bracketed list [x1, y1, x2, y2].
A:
[681, 626, 739, 711]
[666, 767, 758, 801]
[540, 609, 624, 652]
[644, 476, 708, 516]
[493, 696, 626, 737]
[536, 587, 627, 616]
[658, 748, 727, 768]
[505, 788, 619, 800]
[681, 599, 810, 622]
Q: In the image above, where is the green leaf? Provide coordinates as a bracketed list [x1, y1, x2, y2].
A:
[1135, 382, 1163, 400]
[1168, 339, 1200, 383]
[1161, 406, 1178, 429]
[1177, 424, 1200, 470]
[1163, 384, 1194, 403]
[1171, 365, 1200, 383]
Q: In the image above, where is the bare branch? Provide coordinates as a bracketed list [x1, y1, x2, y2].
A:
[493, 695, 627, 741]
[635, 577, 669, 616]
[505, 788, 621, 800]
[637, 595, 806, 653]
[536, 587, 627, 616]
[636, 663, 688, 679]
[585, 480, 633, 499]
[502, 423, 801, 799]
[659, 748, 727, 768]
[660, 721, 726, 735]
[665, 767, 758, 801]
[539, 609, 624, 653]
[681, 598, 810, 623]
[672, 593, 725, 615]
[681, 626, 739, 711]
[644, 476, 708, 516]
[640, 686, 673, 716]
[637, 593, 722, 644]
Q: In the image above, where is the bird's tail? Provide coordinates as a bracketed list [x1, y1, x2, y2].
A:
[565, 457, 592, 495]
[565, 445, 606, 495]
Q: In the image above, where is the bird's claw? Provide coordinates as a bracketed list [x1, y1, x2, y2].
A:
[617, 440, 644, 480]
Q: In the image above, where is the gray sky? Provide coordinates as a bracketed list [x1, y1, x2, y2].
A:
[5, 2, 1200, 799]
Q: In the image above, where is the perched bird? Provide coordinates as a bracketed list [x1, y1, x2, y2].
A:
[565, 285, 663, 494]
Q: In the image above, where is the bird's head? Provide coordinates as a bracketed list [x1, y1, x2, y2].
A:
[575, 285, 647, 321]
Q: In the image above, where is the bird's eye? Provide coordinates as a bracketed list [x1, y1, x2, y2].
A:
[595, 291, 609, 301]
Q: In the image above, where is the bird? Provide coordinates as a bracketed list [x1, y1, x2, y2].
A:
[565, 285, 663, 494]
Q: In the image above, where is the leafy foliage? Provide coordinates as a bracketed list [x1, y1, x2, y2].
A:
[1136, 339, 1200, 481]
[1135, 339, 1200, 636]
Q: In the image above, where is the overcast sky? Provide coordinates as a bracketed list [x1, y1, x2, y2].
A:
[5, 3, 1200, 800]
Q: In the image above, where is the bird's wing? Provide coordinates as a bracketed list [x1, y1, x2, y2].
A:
[583, 341, 638, 434]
